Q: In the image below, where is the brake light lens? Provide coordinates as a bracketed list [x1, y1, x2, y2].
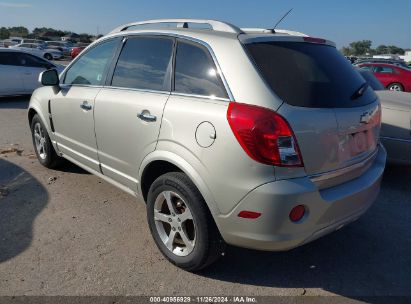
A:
[303, 37, 327, 44]
[227, 102, 303, 167]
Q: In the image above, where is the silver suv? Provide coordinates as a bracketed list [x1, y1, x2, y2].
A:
[29, 19, 386, 271]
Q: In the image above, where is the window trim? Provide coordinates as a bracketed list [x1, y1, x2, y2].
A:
[59, 33, 234, 101]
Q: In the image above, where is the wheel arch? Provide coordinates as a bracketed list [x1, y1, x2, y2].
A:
[387, 82, 404, 90]
[28, 107, 37, 125]
[139, 151, 221, 218]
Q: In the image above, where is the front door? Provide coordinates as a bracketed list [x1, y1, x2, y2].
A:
[50, 38, 120, 171]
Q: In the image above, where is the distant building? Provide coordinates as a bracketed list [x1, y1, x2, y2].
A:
[38, 31, 60, 41]
[61, 33, 80, 42]
[373, 54, 402, 60]
[400, 50, 411, 62]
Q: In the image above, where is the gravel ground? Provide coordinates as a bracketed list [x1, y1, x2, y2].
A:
[0, 97, 410, 302]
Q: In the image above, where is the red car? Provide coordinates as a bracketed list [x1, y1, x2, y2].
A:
[70, 46, 86, 59]
[357, 63, 411, 92]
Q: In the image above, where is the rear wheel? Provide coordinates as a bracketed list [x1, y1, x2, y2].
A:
[30, 114, 64, 168]
[147, 172, 225, 271]
[44, 53, 53, 61]
[388, 83, 404, 91]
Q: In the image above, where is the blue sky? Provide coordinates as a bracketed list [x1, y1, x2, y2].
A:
[1, 0, 410, 48]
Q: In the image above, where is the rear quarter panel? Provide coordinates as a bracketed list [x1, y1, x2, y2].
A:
[156, 95, 277, 216]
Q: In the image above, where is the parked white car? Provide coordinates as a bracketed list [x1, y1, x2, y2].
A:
[0, 48, 64, 96]
[10, 43, 63, 60]
[45, 41, 73, 56]
[359, 69, 411, 164]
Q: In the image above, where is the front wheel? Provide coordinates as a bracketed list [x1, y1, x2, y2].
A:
[147, 172, 225, 271]
[30, 114, 64, 168]
[44, 53, 53, 61]
[387, 83, 404, 91]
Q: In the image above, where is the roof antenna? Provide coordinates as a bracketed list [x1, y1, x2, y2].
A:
[272, 8, 293, 32]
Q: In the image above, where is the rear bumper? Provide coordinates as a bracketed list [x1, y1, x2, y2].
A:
[217, 144, 386, 251]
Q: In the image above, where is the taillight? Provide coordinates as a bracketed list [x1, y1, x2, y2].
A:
[303, 37, 326, 44]
[227, 102, 303, 167]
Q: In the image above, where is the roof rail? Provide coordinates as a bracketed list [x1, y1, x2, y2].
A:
[241, 28, 308, 37]
[109, 19, 243, 34]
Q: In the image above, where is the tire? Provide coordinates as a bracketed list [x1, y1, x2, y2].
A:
[30, 114, 64, 168]
[387, 83, 404, 91]
[147, 172, 225, 271]
[44, 53, 53, 61]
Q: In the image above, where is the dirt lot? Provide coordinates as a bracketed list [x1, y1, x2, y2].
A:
[0, 97, 410, 302]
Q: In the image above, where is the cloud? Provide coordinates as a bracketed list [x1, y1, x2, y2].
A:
[0, 2, 32, 8]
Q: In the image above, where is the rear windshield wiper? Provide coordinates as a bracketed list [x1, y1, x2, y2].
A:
[351, 82, 369, 100]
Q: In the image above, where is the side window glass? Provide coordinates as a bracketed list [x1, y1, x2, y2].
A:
[18, 53, 49, 68]
[64, 39, 119, 86]
[0, 52, 20, 66]
[360, 65, 372, 71]
[174, 41, 228, 99]
[111, 37, 173, 91]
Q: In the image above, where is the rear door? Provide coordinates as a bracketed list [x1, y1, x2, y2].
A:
[0, 52, 24, 95]
[245, 41, 380, 177]
[50, 38, 120, 171]
[373, 65, 397, 87]
[94, 35, 174, 190]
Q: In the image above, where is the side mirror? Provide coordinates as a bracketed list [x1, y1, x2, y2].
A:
[39, 69, 59, 86]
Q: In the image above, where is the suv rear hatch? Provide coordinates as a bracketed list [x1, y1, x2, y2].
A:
[244, 39, 381, 185]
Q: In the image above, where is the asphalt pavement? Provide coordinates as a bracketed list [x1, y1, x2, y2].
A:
[0, 97, 410, 302]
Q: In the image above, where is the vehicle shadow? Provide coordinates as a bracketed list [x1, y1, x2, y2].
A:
[200, 164, 411, 300]
[0, 96, 30, 109]
[57, 160, 90, 175]
[0, 158, 48, 263]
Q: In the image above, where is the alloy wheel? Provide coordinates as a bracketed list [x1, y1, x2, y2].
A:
[153, 190, 196, 257]
[33, 122, 47, 160]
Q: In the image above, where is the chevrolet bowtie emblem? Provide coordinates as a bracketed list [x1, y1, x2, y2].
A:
[360, 111, 373, 124]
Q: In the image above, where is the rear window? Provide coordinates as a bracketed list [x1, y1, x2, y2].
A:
[246, 41, 377, 108]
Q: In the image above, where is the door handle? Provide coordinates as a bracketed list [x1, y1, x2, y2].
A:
[137, 110, 157, 122]
[80, 101, 92, 111]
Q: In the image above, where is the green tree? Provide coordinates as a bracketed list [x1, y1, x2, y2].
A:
[386, 45, 404, 55]
[375, 44, 388, 54]
[341, 46, 351, 56]
[8, 26, 29, 37]
[0, 27, 10, 39]
[349, 40, 373, 56]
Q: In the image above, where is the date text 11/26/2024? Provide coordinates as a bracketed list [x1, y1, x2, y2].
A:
[149, 296, 257, 303]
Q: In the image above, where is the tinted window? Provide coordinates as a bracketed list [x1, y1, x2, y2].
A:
[359, 65, 373, 71]
[18, 53, 51, 68]
[358, 69, 385, 91]
[0, 52, 20, 66]
[111, 37, 173, 91]
[64, 39, 119, 85]
[374, 66, 395, 74]
[246, 42, 376, 108]
[174, 41, 228, 99]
